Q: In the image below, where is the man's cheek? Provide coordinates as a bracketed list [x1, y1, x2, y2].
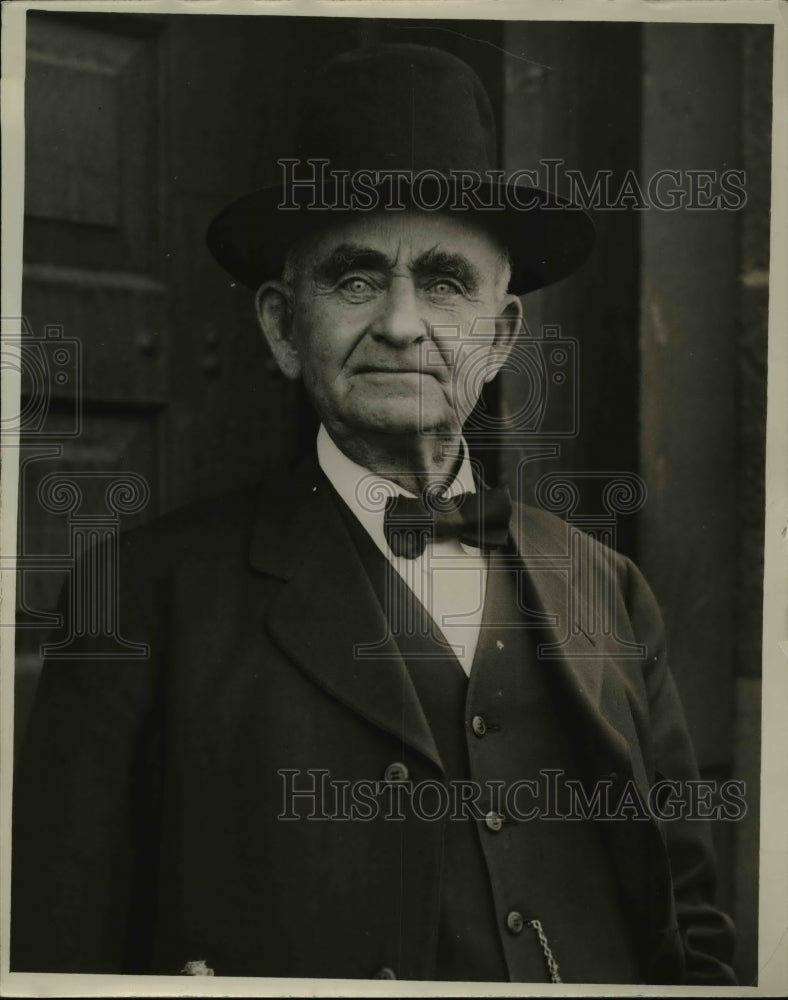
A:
[446, 344, 491, 412]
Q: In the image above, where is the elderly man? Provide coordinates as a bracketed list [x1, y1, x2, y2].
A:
[12, 44, 736, 985]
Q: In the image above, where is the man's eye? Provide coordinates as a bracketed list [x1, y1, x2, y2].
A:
[338, 275, 375, 295]
[427, 278, 463, 296]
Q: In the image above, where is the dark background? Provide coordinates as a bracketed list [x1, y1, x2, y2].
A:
[14, 11, 770, 985]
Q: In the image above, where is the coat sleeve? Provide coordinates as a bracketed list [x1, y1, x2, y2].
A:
[620, 552, 738, 986]
[10, 531, 164, 974]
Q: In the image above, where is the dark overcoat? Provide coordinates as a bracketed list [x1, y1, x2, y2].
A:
[11, 456, 736, 984]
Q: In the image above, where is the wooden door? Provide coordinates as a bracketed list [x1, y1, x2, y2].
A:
[14, 11, 339, 748]
[15, 11, 169, 752]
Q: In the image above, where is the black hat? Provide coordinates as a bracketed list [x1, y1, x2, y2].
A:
[206, 44, 595, 295]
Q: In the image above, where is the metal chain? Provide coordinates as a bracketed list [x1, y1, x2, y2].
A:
[528, 919, 562, 984]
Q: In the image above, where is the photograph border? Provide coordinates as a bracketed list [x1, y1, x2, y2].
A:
[1, 1, 786, 996]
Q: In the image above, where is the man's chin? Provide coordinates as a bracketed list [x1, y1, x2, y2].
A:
[348, 401, 457, 438]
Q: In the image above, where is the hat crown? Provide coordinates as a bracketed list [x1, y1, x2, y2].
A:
[206, 43, 596, 294]
[294, 43, 497, 174]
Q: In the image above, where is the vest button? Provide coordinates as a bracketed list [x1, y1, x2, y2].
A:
[383, 761, 409, 783]
[374, 966, 397, 979]
[506, 910, 525, 934]
[484, 810, 504, 832]
[471, 715, 487, 737]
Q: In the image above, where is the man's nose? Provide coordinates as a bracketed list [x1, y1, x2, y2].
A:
[368, 278, 429, 346]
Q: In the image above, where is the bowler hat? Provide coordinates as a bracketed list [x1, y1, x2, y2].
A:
[206, 44, 595, 295]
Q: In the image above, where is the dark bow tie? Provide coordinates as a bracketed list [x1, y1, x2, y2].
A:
[383, 486, 512, 559]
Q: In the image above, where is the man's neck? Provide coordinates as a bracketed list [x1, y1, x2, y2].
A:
[324, 426, 464, 496]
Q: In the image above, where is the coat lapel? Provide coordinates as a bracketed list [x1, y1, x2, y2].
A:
[510, 504, 651, 798]
[248, 464, 650, 793]
[249, 458, 442, 772]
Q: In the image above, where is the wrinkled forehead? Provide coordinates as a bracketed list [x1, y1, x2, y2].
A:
[289, 209, 509, 274]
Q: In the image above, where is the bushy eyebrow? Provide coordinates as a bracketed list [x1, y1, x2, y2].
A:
[411, 247, 481, 292]
[313, 244, 394, 285]
[311, 242, 482, 293]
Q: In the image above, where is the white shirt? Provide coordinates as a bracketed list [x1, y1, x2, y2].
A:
[317, 425, 487, 674]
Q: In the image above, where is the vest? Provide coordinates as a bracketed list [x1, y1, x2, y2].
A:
[332, 486, 643, 983]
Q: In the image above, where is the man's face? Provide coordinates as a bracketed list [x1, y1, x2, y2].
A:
[261, 211, 520, 445]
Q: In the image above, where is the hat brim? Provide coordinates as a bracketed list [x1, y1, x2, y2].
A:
[206, 181, 595, 296]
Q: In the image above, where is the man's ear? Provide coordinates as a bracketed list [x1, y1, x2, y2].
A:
[254, 281, 302, 379]
[483, 294, 523, 382]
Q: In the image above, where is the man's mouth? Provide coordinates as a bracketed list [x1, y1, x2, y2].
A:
[354, 366, 438, 376]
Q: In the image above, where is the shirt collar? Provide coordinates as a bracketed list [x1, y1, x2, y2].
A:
[316, 424, 477, 556]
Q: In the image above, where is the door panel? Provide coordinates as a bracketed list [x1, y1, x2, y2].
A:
[16, 12, 167, 752]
